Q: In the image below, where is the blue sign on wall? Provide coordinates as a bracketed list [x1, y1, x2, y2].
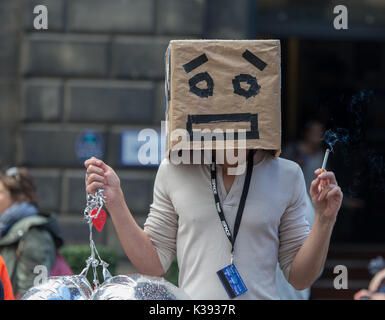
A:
[75, 130, 105, 164]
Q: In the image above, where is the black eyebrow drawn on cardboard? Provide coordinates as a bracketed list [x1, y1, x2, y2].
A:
[242, 50, 267, 71]
[183, 53, 208, 73]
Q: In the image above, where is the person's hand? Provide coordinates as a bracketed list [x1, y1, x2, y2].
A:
[310, 169, 343, 223]
[369, 293, 385, 300]
[354, 289, 385, 300]
[369, 268, 385, 292]
[84, 157, 122, 207]
[354, 289, 372, 300]
[353, 269, 385, 300]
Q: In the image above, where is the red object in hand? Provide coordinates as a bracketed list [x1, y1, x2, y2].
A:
[90, 209, 107, 232]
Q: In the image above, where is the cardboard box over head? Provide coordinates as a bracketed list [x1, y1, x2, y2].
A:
[164, 40, 281, 158]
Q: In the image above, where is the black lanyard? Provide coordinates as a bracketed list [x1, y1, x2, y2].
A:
[210, 150, 255, 255]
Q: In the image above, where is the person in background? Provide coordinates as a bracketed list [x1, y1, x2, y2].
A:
[276, 120, 325, 299]
[354, 268, 385, 300]
[0, 167, 64, 298]
[282, 120, 325, 192]
[0, 254, 14, 300]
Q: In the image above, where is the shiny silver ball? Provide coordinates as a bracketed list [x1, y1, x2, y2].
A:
[92, 274, 190, 300]
[21, 275, 93, 300]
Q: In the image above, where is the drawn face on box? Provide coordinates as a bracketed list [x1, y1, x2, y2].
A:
[184, 50, 265, 99]
[167, 40, 281, 155]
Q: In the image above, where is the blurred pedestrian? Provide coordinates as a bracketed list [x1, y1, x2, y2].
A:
[0, 167, 64, 298]
[0, 254, 14, 300]
[282, 120, 325, 192]
[354, 267, 385, 300]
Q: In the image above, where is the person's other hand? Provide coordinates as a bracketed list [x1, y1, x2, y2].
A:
[354, 269, 385, 300]
[310, 169, 343, 223]
[354, 289, 372, 300]
[369, 293, 385, 300]
[369, 268, 385, 292]
[84, 157, 122, 207]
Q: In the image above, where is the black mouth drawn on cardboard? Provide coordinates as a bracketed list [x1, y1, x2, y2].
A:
[186, 113, 259, 140]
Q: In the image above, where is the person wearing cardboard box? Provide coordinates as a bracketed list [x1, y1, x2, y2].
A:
[85, 40, 342, 299]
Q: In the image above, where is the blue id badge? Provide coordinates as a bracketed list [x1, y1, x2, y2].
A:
[217, 264, 248, 299]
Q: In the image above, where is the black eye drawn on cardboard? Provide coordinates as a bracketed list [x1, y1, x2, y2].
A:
[183, 54, 213, 98]
[188, 72, 214, 98]
[182, 50, 267, 99]
[232, 50, 267, 99]
[232, 74, 261, 99]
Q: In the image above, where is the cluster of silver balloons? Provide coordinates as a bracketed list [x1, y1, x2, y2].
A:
[21, 274, 190, 300]
[22, 189, 192, 300]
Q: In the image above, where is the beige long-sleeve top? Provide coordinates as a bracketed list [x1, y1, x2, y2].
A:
[144, 151, 310, 299]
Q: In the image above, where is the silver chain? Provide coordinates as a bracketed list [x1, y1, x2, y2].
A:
[80, 188, 111, 288]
